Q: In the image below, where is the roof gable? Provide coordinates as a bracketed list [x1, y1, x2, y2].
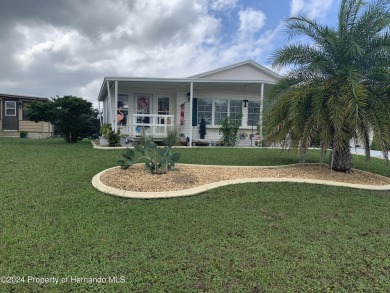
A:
[190, 60, 281, 83]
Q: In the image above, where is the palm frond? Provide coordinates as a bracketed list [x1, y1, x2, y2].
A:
[270, 44, 324, 68]
[265, 0, 390, 171]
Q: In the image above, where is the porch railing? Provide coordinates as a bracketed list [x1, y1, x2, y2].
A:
[123, 114, 175, 137]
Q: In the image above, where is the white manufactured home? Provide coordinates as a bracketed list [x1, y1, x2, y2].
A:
[97, 60, 281, 146]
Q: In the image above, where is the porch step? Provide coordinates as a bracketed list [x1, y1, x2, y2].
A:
[0, 131, 20, 138]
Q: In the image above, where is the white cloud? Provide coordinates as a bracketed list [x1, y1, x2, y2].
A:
[1, 0, 287, 103]
[223, 7, 272, 64]
[220, 21, 284, 66]
[13, 24, 95, 72]
[77, 78, 103, 108]
[290, 0, 335, 19]
[210, 0, 238, 10]
[238, 8, 267, 36]
[290, 0, 305, 16]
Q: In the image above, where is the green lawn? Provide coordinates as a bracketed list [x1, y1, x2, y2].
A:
[0, 138, 389, 292]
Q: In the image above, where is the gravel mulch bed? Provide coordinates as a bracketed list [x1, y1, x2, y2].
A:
[99, 164, 390, 192]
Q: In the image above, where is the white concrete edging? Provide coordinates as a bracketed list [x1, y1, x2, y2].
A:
[91, 165, 390, 199]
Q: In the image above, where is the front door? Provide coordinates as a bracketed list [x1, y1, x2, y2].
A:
[158, 96, 170, 124]
[3, 100, 18, 131]
[136, 94, 152, 124]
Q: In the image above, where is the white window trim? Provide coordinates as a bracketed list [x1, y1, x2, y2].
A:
[214, 99, 228, 126]
[157, 96, 170, 114]
[198, 98, 246, 127]
[247, 101, 260, 126]
[5, 101, 17, 117]
[197, 98, 213, 125]
[229, 100, 243, 127]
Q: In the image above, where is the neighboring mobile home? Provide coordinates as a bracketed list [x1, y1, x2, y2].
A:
[0, 93, 53, 138]
[97, 60, 281, 146]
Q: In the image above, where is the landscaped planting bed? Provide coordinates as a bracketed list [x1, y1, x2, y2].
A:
[100, 163, 390, 192]
[0, 138, 389, 292]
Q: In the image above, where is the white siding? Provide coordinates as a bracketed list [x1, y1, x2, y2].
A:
[198, 64, 279, 83]
[177, 87, 262, 142]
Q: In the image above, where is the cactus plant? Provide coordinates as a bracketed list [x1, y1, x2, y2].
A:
[118, 148, 136, 169]
[160, 146, 181, 173]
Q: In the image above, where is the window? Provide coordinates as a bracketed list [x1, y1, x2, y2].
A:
[248, 101, 260, 126]
[135, 94, 152, 124]
[158, 96, 170, 114]
[197, 98, 212, 124]
[5, 101, 16, 116]
[158, 96, 170, 124]
[136, 94, 151, 114]
[230, 100, 242, 126]
[197, 98, 245, 126]
[214, 99, 228, 125]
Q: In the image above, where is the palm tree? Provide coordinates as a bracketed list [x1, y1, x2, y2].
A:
[265, 0, 390, 172]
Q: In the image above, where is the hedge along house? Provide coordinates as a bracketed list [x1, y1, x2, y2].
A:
[0, 93, 53, 138]
[97, 60, 281, 146]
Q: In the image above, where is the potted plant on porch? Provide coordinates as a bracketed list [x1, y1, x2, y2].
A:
[99, 123, 111, 146]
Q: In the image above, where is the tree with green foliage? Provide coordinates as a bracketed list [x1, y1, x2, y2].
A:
[265, 0, 390, 172]
[27, 95, 99, 143]
[219, 115, 242, 146]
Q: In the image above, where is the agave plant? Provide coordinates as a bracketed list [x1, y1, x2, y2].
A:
[118, 130, 181, 174]
[118, 148, 136, 170]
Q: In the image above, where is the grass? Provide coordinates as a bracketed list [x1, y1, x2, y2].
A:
[0, 138, 389, 292]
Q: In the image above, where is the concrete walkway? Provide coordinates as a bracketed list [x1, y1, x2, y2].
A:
[352, 148, 387, 159]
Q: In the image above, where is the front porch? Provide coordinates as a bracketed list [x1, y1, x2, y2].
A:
[120, 113, 175, 140]
[98, 61, 283, 146]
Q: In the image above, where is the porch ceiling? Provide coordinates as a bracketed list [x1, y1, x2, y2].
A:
[98, 77, 275, 101]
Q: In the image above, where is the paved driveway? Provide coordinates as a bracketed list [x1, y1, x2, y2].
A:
[352, 148, 387, 159]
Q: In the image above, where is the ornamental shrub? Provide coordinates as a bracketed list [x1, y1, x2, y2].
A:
[219, 115, 242, 146]
[199, 117, 207, 139]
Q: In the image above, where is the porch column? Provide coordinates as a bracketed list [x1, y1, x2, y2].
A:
[189, 82, 194, 147]
[114, 80, 118, 132]
[106, 80, 112, 127]
[98, 99, 102, 126]
[259, 82, 264, 142]
[98, 100, 101, 122]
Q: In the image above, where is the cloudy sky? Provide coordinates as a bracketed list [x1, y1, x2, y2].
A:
[0, 0, 341, 104]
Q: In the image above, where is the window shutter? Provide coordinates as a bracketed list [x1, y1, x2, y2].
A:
[192, 98, 198, 126]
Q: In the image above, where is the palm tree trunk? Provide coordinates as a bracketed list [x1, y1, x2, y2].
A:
[320, 143, 327, 165]
[331, 146, 352, 173]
